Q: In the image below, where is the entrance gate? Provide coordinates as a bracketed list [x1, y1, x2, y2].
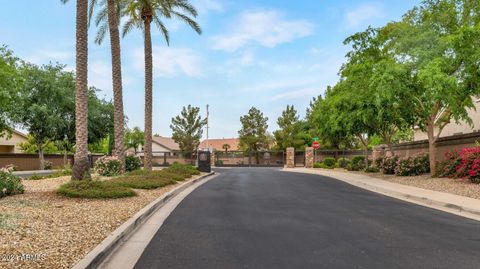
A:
[215, 151, 284, 167]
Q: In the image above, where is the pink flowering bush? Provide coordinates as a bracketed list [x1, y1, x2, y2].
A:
[0, 166, 24, 198]
[94, 156, 122, 176]
[456, 146, 480, 183]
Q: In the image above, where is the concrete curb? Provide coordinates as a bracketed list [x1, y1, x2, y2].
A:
[72, 171, 216, 269]
[283, 168, 480, 222]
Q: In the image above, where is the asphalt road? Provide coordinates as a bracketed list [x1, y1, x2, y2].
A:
[134, 168, 480, 269]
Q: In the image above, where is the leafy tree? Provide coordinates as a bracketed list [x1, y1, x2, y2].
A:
[90, 0, 127, 171]
[125, 127, 144, 154]
[17, 64, 76, 169]
[122, 0, 202, 170]
[273, 105, 310, 150]
[0, 46, 22, 138]
[170, 105, 206, 157]
[238, 107, 269, 163]
[18, 135, 60, 154]
[386, 0, 480, 172]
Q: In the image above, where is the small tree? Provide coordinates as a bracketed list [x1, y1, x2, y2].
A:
[125, 127, 144, 154]
[273, 105, 310, 150]
[222, 143, 231, 153]
[170, 105, 207, 157]
[0, 46, 22, 137]
[238, 107, 269, 164]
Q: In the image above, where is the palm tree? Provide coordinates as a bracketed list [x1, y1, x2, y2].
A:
[90, 0, 126, 172]
[122, 0, 201, 170]
[222, 143, 230, 153]
[62, 0, 90, 180]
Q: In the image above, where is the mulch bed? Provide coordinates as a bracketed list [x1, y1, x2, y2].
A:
[0, 174, 202, 269]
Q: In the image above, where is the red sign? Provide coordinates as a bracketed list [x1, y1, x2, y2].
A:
[312, 141, 320, 149]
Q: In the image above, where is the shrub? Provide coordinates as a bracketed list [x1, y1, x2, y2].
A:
[44, 161, 53, 170]
[57, 180, 136, 199]
[364, 166, 380, 173]
[351, 156, 365, 166]
[0, 171, 24, 198]
[322, 157, 336, 168]
[313, 162, 322, 168]
[395, 157, 418, 176]
[125, 155, 142, 172]
[336, 158, 350, 168]
[435, 151, 461, 178]
[374, 157, 384, 168]
[165, 163, 200, 177]
[95, 156, 122, 176]
[382, 156, 399, 175]
[455, 146, 480, 183]
[413, 154, 430, 174]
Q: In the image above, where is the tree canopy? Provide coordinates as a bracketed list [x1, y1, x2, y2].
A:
[170, 105, 206, 156]
[238, 107, 269, 152]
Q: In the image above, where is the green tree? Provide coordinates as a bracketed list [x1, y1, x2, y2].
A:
[386, 0, 480, 173]
[90, 0, 127, 171]
[273, 105, 310, 150]
[170, 105, 206, 156]
[238, 107, 269, 163]
[18, 135, 60, 154]
[17, 64, 76, 169]
[122, 0, 202, 170]
[125, 127, 144, 154]
[0, 46, 22, 138]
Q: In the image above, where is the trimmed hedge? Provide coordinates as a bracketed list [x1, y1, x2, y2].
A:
[322, 157, 336, 168]
[57, 180, 136, 199]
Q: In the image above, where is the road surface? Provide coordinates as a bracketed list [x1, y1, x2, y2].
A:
[134, 168, 480, 269]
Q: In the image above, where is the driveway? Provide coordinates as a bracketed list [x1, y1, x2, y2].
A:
[134, 167, 480, 269]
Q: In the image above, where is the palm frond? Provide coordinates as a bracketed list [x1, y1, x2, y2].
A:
[95, 6, 108, 27]
[154, 16, 170, 45]
[171, 11, 201, 34]
[122, 19, 141, 37]
[173, 0, 198, 17]
[95, 23, 109, 44]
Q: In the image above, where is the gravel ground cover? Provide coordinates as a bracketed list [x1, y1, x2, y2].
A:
[340, 169, 480, 200]
[0, 173, 203, 269]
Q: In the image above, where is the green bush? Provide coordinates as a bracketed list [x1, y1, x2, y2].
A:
[0, 171, 24, 198]
[347, 156, 368, 171]
[337, 158, 350, 168]
[57, 180, 136, 199]
[111, 176, 176, 190]
[435, 152, 461, 178]
[382, 156, 399, 175]
[313, 162, 322, 168]
[413, 154, 430, 174]
[322, 157, 336, 168]
[351, 156, 365, 166]
[94, 156, 122, 176]
[394, 157, 417, 176]
[125, 155, 142, 172]
[364, 166, 380, 173]
[164, 163, 200, 177]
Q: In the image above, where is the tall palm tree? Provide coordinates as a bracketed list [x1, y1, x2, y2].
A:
[62, 0, 90, 180]
[90, 0, 126, 172]
[122, 0, 201, 170]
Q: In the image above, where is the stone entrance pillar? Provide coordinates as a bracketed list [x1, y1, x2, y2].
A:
[305, 147, 313, 168]
[286, 147, 295, 168]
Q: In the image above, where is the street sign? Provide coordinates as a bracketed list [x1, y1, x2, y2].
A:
[312, 141, 320, 149]
[313, 137, 319, 141]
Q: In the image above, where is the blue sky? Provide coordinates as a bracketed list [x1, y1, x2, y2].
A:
[1, 0, 420, 139]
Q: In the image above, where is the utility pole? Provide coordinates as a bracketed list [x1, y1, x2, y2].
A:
[206, 104, 209, 152]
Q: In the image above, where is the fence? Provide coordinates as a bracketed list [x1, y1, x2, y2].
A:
[215, 151, 284, 167]
[375, 131, 480, 161]
[0, 153, 104, 171]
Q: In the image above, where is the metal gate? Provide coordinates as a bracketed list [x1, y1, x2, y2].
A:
[215, 151, 284, 167]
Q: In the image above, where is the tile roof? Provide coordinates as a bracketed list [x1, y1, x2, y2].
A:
[199, 138, 240, 151]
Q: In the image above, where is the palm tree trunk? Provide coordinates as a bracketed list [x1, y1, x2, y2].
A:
[107, 0, 126, 172]
[143, 20, 153, 171]
[72, 0, 90, 180]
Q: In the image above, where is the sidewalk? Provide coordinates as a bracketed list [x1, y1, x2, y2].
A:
[283, 168, 480, 222]
[13, 169, 59, 178]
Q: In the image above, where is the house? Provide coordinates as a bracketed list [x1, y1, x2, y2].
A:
[413, 96, 480, 141]
[131, 136, 181, 156]
[0, 130, 28, 153]
[199, 138, 240, 152]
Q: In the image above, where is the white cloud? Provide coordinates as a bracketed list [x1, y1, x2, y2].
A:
[133, 46, 203, 78]
[211, 10, 313, 51]
[271, 87, 321, 101]
[344, 3, 384, 29]
[89, 61, 112, 92]
[27, 50, 73, 65]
